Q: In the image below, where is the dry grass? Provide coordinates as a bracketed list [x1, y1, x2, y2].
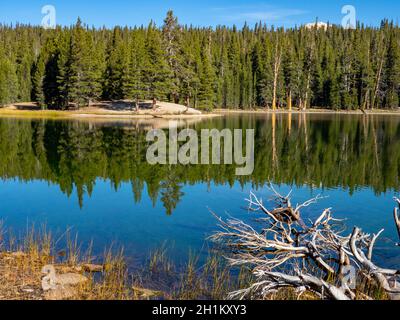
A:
[213, 108, 400, 115]
[0, 223, 389, 301]
[0, 252, 47, 300]
[131, 246, 254, 300]
[0, 109, 70, 119]
[0, 224, 140, 300]
[0, 224, 252, 300]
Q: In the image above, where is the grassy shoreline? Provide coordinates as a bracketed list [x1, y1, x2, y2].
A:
[0, 109, 220, 120]
[214, 108, 400, 115]
[0, 224, 250, 300]
[1, 107, 400, 121]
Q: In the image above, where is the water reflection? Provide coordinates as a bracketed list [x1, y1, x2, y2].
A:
[0, 114, 399, 214]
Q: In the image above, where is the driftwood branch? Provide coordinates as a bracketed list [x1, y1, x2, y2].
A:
[212, 188, 400, 300]
[394, 197, 400, 245]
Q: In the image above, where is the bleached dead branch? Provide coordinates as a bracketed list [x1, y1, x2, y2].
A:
[394, 197, 400, 246]
[211, 188, 400, 300]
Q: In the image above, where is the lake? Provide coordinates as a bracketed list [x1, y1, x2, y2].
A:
[0, 113, 399, 269]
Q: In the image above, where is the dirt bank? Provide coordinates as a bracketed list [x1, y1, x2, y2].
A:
[0, 101, 220, 120]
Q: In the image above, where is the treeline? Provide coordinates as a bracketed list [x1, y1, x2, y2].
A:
[0, 11, 400, 110]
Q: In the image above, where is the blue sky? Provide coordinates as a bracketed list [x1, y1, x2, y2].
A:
[0, 0, 399, 28]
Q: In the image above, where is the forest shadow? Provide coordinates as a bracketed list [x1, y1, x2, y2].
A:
[8, 103, 41, 111]
[92, 101, 154, 111]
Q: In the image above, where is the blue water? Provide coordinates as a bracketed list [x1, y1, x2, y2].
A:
[0, 179, 398, 268]
[0, 114, 399, 269]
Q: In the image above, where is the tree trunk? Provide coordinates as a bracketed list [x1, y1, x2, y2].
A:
[372, 55, 384, 109]
[288, 90, 292, 111]
[136, 97, 140, 112]
[304, 73, 311, 111]
[272, 42, 282, 111]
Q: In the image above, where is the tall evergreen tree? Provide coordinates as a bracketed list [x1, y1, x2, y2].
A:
[104, 27, 125, 100]
[121, 31, 147, 102]
[0, 52, 18, 106]
[383, 29, 400, 108]
[142, 22, 171, 102]
[58, 19, 103, 108]
[197, 33, 216, 109]
[162, 10, 183, 102]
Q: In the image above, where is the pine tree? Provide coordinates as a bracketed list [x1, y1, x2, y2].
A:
[383, 29, 400, 108]
[0, 52, 18, 106]
[255, 34, 274, 108]
[58, 19, 103, 108]
[162, 10, 182, 102]
[179, 28, 199, 107]
[142, 22, 171, 102]
[121, 30, 146, 102]
[44, 36, 64, 109]
[197, 33, 216, 109]
[16, 53, 32, 102]
[104, 27, 125, 100]
[32, 53, 46, 107]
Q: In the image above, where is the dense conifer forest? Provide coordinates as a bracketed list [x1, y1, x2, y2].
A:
[0, 11, 399, 110]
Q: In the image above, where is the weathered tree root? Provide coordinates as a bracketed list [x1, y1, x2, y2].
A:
[211, 187, 400, 300]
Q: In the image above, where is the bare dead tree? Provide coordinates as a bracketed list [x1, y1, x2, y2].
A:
[211, 187, 400, 300]
[272, 38, 282, 111]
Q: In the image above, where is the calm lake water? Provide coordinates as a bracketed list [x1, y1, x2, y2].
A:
[0, 114, 399, 268]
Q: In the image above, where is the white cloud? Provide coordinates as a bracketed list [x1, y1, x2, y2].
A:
[234, 9, 307, 22]
[212, 5, 308, 24]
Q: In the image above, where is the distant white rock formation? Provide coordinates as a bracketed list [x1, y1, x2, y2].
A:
[305, 22, 329, 30]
